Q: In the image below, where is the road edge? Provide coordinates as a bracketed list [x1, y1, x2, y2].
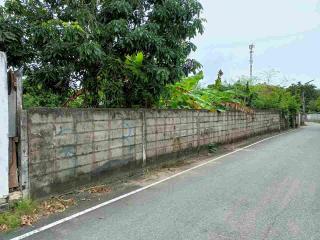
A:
[9, 129, 297, 240]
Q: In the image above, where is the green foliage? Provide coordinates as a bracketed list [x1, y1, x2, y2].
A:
[309, 96, 320, 113]
[214, 70, 223, 90]
[250, 84, 300, 114]
[287, 82, 319, 113]
[229, 79, 254, 107]
[208, 143, 219, 153]
[1, 0, 204, 108]
[23, 81, 66, 108]
[158, 72, 241, 112]
[0, 5, 30, 68]
[159, 73, 301, 117]
[0, 199, 37, 231]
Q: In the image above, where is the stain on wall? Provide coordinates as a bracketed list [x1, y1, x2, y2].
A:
[26, 108, 281, 198]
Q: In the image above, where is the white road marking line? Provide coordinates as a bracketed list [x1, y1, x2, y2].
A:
[10, 130, 296, 240]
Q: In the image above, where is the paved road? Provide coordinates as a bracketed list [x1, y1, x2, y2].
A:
[12, 124, 320, 239]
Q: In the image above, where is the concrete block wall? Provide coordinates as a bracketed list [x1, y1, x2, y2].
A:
[144, 110, 280, 163]
[26, 108, 281, 198]
[307, 114, 320, 122]
[27, 109, 143, 198]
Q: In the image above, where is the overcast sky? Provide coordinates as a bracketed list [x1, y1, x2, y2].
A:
[1, 0, 319, 87]
[192, 0, 320, 87]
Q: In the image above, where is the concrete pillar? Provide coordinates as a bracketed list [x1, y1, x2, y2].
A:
[0, 52, 9, 205]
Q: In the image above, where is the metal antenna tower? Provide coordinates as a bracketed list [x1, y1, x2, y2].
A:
[249, 44, 255, 80]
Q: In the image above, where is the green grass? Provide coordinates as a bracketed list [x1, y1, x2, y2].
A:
[208, 143, 219, 153]
[0, 199, 38, 231]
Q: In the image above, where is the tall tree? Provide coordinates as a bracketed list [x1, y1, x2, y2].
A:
[287, 82, 319, 112]
[0, 0, 204, 107]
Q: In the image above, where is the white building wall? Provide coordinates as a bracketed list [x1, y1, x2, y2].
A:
[0, 52, 8, 201]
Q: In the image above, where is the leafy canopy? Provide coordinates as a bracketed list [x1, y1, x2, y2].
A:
[309, 96, 320, 113]
[159, 72, 243, 112]
[0, 0, 204, 108]
[287, 82, 320, 113]
[159, 73, 301, 115]
[250, 84, 300, 114]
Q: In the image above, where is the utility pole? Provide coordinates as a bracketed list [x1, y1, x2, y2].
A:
[302, 80, 315, 115]
[249, 44, 255, 81]
[302, 80, 314, 125]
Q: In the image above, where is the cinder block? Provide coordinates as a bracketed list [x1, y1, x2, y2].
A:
[55, 157, 77, 171]
[123, 136, 135, 146]
[57, 145, 77, 159]
[30, 123, 54, 135]
[53, 134, 76, 147]
[122, 146, 136, 156]
[173, 118, 181, 124]
[93, 140, 109, 152]
[110, 138, 123, 149]
[30, 113, 54, 124]
[110, 129, 123, 139]
[123, 119, 139, 128]
[76, 121, 94, 133]
[123, 127, 135, 139]
[76, 132, 94, 144]
[76, 164, 93, 175]
[94, 150, 110, 162]
[93, 112, 109, 121]
[157, 118, 166, 125]
[146, 141, 157, 149]
[146, 149, 157, 158]
[134, 136, 142, 145]
[94, 131, 109, 142]
[29, 148, 55, 163]
[77, 154, 92, 166]
[110, 147, 123, 159]
[135, 151, 143, 161]
[146, 126, 156, 134]
[55, 168, 76, 182]
[29, 161, 54, 177]
[94, 121, 109, 131]
[54, 114, 74, 123]
[29, 136, 54, 152]
[145, 111, 158, 119]
[165, 118, 174, 125]
[146, 118, 156, 126]
[147, 134, 156, 142]
[110, 120, 123, 129]
[54, 122, 74, 136]
[75, 143, 95, 155]
[30, 174, 54, 189]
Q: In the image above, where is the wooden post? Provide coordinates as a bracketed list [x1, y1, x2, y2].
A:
[8, 69, 19, 189]
[12, 69, 29, 198]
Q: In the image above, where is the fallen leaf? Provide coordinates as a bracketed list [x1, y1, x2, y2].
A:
[88, 185, 112, 194]
[0, 224, 8, 232]
[39, 197, 76, 216]
[21, 215, 38, 226]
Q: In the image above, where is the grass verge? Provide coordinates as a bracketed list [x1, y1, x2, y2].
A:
[0, 199, 37, 232]
[0, 197, 76, 233]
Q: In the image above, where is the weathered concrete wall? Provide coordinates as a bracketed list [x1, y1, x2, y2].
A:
[307, 114, 320, 122]
[0, 52, 9, 204]
[26, 108, 281, 198]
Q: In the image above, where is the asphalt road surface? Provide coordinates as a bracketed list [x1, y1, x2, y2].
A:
[9, 123, 320, 240]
